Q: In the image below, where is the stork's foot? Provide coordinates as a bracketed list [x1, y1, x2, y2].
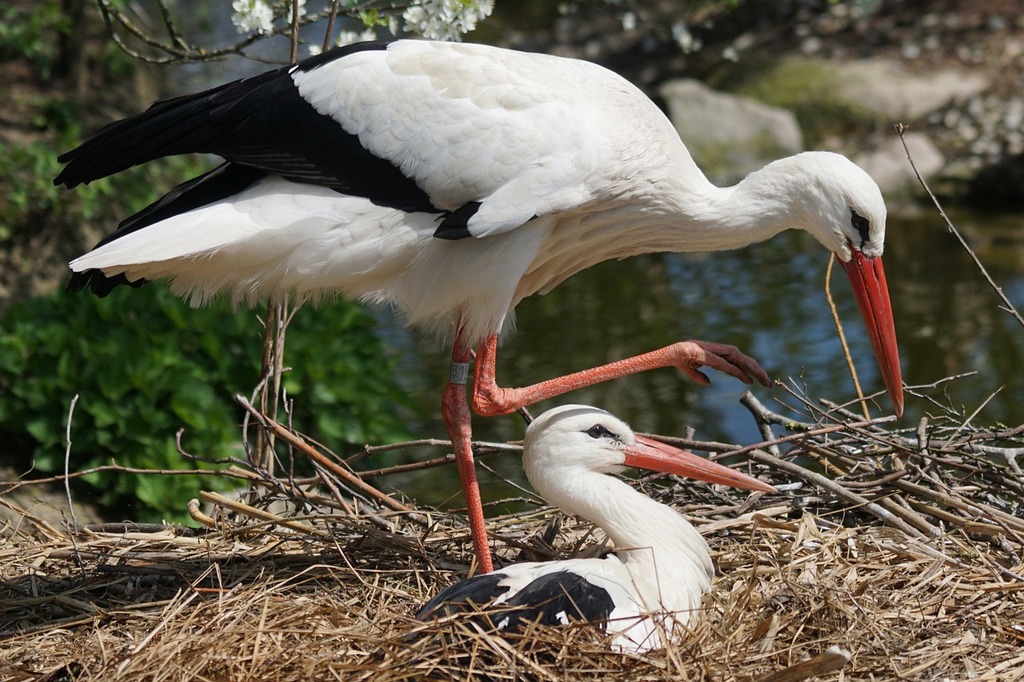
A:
[670, 340, 770, 387]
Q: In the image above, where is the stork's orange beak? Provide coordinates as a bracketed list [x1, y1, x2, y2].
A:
[838, 247, 904, 416]
[624, 435, 774, 492]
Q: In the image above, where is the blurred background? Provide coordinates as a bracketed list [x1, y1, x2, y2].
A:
[1, 0, 1022, 522]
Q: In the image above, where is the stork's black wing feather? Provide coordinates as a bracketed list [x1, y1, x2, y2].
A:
[54, 41, 436, 215]
[416, 570, 615, 634]
[497, 571, 615, 630]
[416, 573, 508, 621]
[66, 162, 267, 296]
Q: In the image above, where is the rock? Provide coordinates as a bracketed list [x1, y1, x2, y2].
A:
[822, 57, 989, 122]
[728, 57, 991, 150]
[855, 132, 945, 197]
[659, 79, 804, 184]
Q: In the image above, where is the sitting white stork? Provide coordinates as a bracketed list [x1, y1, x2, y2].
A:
[416, 404, 774, 653]
[55, 40, 902, 574]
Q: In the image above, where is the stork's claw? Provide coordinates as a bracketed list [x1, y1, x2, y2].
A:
[672, 340, 771, 388]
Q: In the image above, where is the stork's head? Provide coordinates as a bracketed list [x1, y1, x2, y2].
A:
[772, 152, 903, 417]
[522, 405, 774, 495]
[790, 152, 888, 262]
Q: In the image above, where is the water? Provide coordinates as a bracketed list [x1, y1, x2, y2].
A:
[377, 210, 1024, 509]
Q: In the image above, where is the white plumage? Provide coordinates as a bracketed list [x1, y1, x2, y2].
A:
[57, 40, 902, 574]
[417, 404, 774, 652]
[62, 40, 892, 345]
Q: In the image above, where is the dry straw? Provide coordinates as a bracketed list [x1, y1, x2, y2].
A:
[2, 384, 1023, 681]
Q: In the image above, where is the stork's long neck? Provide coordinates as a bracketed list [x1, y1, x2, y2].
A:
[521, 154, 816, 302]
[647, 154, 818, 254]
[540, 470, 714, 618]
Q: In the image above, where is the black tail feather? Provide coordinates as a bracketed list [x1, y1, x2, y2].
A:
[67, 270, 146, 297]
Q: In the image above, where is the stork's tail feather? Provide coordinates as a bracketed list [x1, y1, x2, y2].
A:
[53, 67, 288, 189]
[103, 163, 267, 247]
[56, 84, 233, 188]
[53, 41, 394, 190]
[67, 270, 146, 297]
[66, 164, 267, 297]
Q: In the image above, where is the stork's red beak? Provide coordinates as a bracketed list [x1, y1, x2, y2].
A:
[624, 435, 774, 492]
[838, 246, 904, 417]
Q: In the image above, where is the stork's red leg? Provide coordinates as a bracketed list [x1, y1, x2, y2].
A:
[472, 335, 770, 417]
[442, 334, 767, 574]
[441, 331, 494, 574]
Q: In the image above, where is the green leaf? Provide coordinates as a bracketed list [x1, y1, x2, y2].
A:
[0, 283, 417, 523]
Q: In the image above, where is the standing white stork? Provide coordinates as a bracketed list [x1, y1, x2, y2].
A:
[55, 40, 902, 574]
[416, 404, 774, 653]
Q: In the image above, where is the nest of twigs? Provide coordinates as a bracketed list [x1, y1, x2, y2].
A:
[2, 387, 1023, 681]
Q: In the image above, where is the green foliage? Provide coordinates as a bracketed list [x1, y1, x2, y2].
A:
[0, 285, 415, 522]
[0, 0, 415, 525]
[0, 1, 70, 80]
[0, 127, 211, 246]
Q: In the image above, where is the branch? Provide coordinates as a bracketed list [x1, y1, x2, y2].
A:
[233, 394, 424, 521]
[63, 394, 81, 533]
[825, 254, 870, 420]
[96, 0, 328, 64]
[897, 123, 1024, 329]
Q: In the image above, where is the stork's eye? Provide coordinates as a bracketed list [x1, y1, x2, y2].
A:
[584, 424, 616, 440]
[850, 209, 870, 248]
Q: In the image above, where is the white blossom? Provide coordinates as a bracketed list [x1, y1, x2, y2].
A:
[335, 28, 379, 47]
[310, 26, 379, 55]
[310, 21, 379, 56]
[402, 0, 494, 41]
[672, 21, 702, 53]
[231, 0, 275, 35]
[231, 0, 305, 36]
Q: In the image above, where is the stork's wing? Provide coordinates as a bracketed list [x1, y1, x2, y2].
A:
[416, 572, 509, 620]
[416, 556, 640, 625]
[54, 42, 434, 214]
[56, 41, 653, 239]
[416, 567, 619, 632]
[494, 570, 616, 629]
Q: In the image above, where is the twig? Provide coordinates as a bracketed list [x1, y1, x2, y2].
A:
[737, 393, 935, 538]
[95, 0, 332, 64]
[893, 479, 1024, 534]
[255, 298, 291, 479]
[939, 386, 1003, 450]
[322, 0, 341, 52]
[64, 394, 80, 534]
[345, 438, 452, 466]
[0, 465, 252, 494]
[187, 499, 219, 529]
[875, 495, 940, 537]
[308, 460, 357, 517]
[739, 392, 818, 432]
[357, 443, 521, 479]
[234, 395, 424, 521]
[749, 445, 930, 539]
[289, 0, 301, 63]
[756, 645, 850, 682]
[839, 470, 909, 488]
[670, 409, 897, 462]
[897, 123, 1024, 329]
[198, 491, 328, 537]
[826, 254, 870, 420]
[743, 392, 782, 458]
